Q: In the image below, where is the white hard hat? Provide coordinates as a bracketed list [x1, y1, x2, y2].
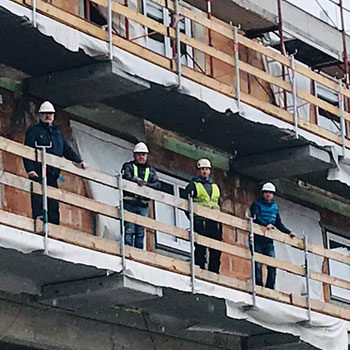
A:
[197, 158, 212, 169]
[133, 142, 149, 153]
[261, 182, 276, 193]
[39, 101, 55, 113]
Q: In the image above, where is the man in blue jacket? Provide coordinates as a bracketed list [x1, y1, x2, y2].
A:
[23, 101, 88, 224]
[250, 182, 296, 289]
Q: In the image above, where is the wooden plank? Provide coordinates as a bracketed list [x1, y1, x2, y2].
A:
[2, 136, 350, 265]
[0, 136, 117, 188]
[1, 208, 349, 320]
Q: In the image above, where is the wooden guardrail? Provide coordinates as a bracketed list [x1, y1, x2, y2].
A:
[0, 137, 349, 321]
[9, 0, 350, 149]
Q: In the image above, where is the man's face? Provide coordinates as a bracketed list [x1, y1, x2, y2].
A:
[40, 112, 55, 125]
[199, 167, 211, 179]
[134, 152, 148, 164]
[262, 191, 274, 202]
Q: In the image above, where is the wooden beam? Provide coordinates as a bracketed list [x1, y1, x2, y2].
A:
[1, 208, 349, 320]
[1, 135, 349, 265]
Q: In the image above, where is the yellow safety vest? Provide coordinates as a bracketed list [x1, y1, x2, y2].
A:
[133, 164, 150, 182]
[194, 182, 220, 209]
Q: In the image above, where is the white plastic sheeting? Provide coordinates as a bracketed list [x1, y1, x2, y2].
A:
[70, 120, 133, 241]
[0, 223, 348, 350]
[275, 198, 324, 300]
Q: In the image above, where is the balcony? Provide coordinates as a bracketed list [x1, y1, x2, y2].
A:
[0, 136, 349, 350]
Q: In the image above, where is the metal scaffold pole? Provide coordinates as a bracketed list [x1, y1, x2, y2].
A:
[233, 26, 241, 114]
[245, 212, 256, 309]
[107, 0, 113, 60]
[339, 80, 346, 157]
[340, 0, 350, 88]
[303, 232, 312, 324]
[206, 0, 214, 77]
[290, 53, 299, 139]
[35, 142, 52, 255]
[117, 173, 126, 273]
[174, 0, 182, 90]
[188, 195, 195, 294]
[32, 0, 37, 28]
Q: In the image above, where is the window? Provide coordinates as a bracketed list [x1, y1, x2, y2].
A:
[154, 173, 190, 254]
[142, 0, 193, 67]
[316, 84, 345, 135]
[326, 231, 350, 303]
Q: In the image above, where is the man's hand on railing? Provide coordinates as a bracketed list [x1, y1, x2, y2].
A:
[289, 232, 296, 239]
[136, 177, 146, 186]
[74, 162, 88, 169]
[27, 171, 39, 179]
[80, 162, 88, 170]
[266, 223, 275, 230]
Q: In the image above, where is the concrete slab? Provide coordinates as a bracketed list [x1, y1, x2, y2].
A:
[232, 145, 333, 180]
[26, 61, 150, 107]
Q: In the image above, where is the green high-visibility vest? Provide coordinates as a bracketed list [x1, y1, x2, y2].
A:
[133, 164, 150, 182]
[124, 164, 151, 204]
[194, 182, 220, 209]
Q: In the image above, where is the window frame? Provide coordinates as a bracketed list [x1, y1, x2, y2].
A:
[141, 0, 194, 68]
[154, 172, 191, 255]
[326, 230, 350, 304]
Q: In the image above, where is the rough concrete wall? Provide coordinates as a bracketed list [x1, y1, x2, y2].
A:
[0, 298, 242, 350]
[0, 91, 93, 234]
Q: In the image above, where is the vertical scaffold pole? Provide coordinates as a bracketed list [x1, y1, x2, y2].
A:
[32, 0, 37, 28]
[174, 0, 182, 90]
[35, 142, 52, 255]
[108, 0, 113, 60]
[124, 0, 130, 40]
[118, 173, 126, 273]
[339, 80, 346, 157]
[233, 26, 241, 114]
[244, 212, 256, 310]
[303, 232, 311, 324]
[188, 195, 195, 294]
[206, 0, 214, 77]
[290, 54, 299, 139]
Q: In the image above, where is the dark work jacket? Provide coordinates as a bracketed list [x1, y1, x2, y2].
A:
[23, 121, 82, 179]
[185, 176, 219, 223]
[251, 198, 291, 244]
[122, 160, 160, 207]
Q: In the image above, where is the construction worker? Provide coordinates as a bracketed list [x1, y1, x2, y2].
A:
[23, 101, 88, 224]
[122, 142, 160, 249]
[250, 182, 296, 289]
[185, 158, 222, 273]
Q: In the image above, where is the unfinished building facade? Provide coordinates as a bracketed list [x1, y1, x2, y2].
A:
[0, 0, 349, 349]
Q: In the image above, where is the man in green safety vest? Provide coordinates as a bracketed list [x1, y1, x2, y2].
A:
[121, 142, 160, 249]
[185, 158, 222, 273]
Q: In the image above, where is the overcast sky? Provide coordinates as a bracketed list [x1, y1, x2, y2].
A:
[287, 0, 350, 31]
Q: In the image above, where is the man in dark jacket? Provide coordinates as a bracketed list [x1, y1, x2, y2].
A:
[122, 142, 160, 249]
[250, 182, 296, 289]
[185, 158, 222, 273]
[23, 101, 88, 224]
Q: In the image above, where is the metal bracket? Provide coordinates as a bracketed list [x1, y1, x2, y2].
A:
[302, 231, 312, 325]
[32, 0, 37, 28]
[232, 25, 241, 114]
[117, 172, 126, 273]
[34, 141, 52, 255]
[174, 0, 182, 91]
[338, 80, 346, 157]
[107, 0, 113, 60]
[188, 195, 195, 294]
[244, 211, 257, 310]
[290, 53, 299, 139]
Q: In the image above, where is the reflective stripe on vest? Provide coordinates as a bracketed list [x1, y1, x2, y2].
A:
[133, 164, 150, 182]
[194, 182, 220, 209]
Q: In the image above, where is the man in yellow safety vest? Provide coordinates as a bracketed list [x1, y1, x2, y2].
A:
[185, 158, 222, 273]
[122, 142, 160, 249]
